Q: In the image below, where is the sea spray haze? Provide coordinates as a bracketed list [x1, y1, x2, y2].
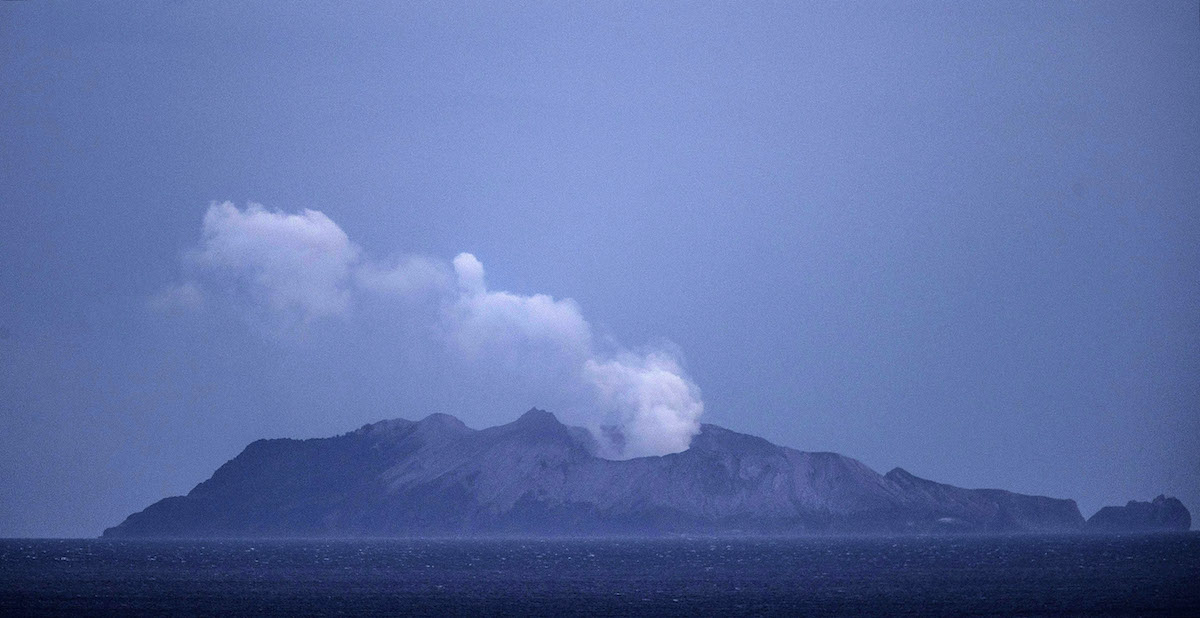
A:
[160, 203, 704, 459]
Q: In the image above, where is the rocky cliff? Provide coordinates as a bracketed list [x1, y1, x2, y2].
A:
[1087, 495, 1191, 532]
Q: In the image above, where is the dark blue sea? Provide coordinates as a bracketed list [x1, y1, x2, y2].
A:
[2, 534, 1197, 616]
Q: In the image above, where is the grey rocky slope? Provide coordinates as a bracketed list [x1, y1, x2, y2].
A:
[104, 409, 1091, 537]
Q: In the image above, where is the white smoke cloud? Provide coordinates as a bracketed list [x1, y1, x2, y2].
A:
[448, 253, 592, 362]
[585, 352, 705, 458]
[356, 255, 453, 300]
[159, 202, 703, 458]
[191, 202, 360, 321]
[452, 253, 486, 295]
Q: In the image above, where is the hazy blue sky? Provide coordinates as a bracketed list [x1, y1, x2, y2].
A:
[2, 1, 1197, 537]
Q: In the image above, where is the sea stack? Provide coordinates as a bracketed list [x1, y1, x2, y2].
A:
[1087, 495, 1191, 532]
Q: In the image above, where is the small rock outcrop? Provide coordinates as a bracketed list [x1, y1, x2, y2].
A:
[1087, 495, 1191, 532]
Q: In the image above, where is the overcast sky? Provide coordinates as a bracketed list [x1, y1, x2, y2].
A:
[2, 1, 1197, 537]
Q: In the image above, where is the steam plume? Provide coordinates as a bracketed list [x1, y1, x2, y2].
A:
[160, 202, 704, 458]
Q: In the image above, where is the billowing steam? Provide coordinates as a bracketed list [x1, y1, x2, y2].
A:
[159, 202, 703, 458]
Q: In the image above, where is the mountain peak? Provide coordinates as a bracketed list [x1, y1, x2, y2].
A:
[415, 412, 469, 432]
[513, 407, 562, 426]
[689, 423, 778, 455]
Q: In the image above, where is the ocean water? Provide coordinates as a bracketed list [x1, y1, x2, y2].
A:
[1, 534, 1196, 616]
